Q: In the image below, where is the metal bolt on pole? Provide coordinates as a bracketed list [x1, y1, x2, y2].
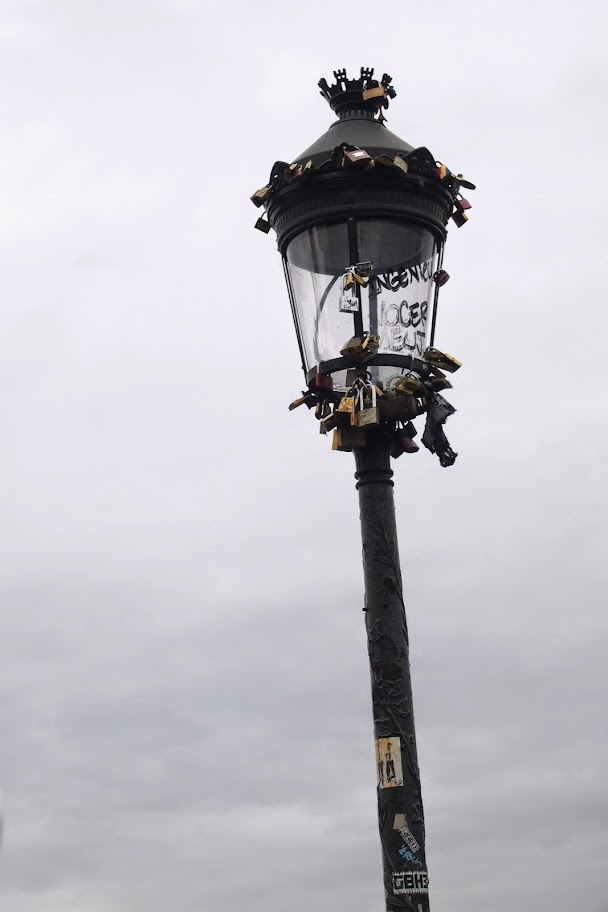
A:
[355, 429, 428, 911]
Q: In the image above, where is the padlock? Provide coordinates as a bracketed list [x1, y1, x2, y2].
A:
[423, 347, 462, 373]
[288, 392, 315, 411]
[393, 155, 409, 175]
[283, 163, 302, 182]
[345, 147, 372, 165]
[390, 439, 405, 459]
[394, 374, 424, 395]
[396, 434, 419, 453]
[339, 270, 359, 313]
[362, 85, 386, 101]
[429, 374, 453, 392]
[337, 394, 356, 415]
[360, 334, 380, 363]
[339, 294, 359, 313]
[250, 185, 271, 207]
[340, 336, 365, 358]
[324, 402, 350, 429]
[379, 395, 418, 422]
[332, 425, 367, 452]
[340, 334, 379, 360]
[357, 385, 380, 429]
[433, 269, 450, 286]
[322, 410, 340, 432]
[452, 204, 469, 227]
[311, 372, 333, 393]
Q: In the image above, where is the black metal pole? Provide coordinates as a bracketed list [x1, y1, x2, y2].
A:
[354, 430, 429, 912]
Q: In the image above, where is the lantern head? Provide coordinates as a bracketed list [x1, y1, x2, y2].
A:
[252, 68, 473, 395]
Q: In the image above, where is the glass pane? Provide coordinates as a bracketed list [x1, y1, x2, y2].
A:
[358, 221, 437, 359]
[285, 220, 439, 391]
[286, 224, 352, 369]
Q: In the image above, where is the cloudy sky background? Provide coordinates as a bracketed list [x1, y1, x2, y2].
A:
[1, 1, 607, 910]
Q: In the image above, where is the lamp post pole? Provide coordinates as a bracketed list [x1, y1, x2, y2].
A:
[251, 66, 473, 910]
[356, 430, 428, 910]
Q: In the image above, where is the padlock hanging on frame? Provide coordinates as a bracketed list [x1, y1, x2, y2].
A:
[338, 268, 359, 313]
[357, 383, 380, 429]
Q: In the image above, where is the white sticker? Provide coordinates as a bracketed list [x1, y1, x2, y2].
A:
[399, 824, 420, 853]
[376, 737, 403, 788]
[393, 871, 429, 895]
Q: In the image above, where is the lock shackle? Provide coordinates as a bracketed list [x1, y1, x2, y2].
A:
[359, 383, 376, 410]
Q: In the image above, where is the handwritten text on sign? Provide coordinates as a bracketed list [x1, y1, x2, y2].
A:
[369, 258, 435, 358]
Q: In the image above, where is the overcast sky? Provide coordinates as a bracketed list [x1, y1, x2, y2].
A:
[1, 1, 607, 910]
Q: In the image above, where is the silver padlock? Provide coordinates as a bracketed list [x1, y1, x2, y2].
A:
[357, 383, 380, 429]
[339, 269, 359, 313]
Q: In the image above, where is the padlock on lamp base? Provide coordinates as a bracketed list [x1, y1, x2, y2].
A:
[332, 425, 367, 451]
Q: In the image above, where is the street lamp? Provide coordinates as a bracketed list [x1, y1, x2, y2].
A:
[251, 67, 474, 911]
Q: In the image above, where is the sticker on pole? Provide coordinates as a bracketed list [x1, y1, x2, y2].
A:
[393, 813, 420, 853]
[375, 737, 403, 788]
[393, 871, 429, 895]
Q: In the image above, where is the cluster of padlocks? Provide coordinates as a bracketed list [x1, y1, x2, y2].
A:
[251, 144, 474, 235]
[289, 343, 461, 466]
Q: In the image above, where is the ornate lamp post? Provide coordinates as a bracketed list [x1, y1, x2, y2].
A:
[251, 68, 474, 911]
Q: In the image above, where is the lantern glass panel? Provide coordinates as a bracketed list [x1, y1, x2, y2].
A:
[285, 220, 440, 391]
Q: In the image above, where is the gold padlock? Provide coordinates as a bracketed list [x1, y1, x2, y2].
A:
[362, 85, 386, 101]
[283, 163, 302, 182]
[357, 385, 380, 429]
[337, 394, 356, 414]
[340, 333, 379, 361]
[332, 426, 367, 452]
[250, 185, 270, 207]
[340, 336, 365, 358]
[361, 334, 380, 357]
[423, 347, 462, 373]
[429, 374, 453, 392]
[394, 374, 424, 395]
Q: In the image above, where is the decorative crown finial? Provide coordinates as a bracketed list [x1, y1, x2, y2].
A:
[318, 67, 396, 120]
